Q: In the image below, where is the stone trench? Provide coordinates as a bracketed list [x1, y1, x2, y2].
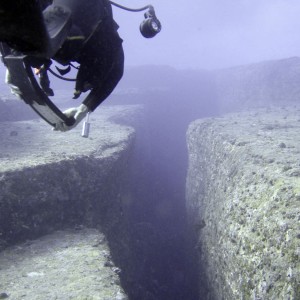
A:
[0, 104, 200, 300]
[0, 101, 299, 300]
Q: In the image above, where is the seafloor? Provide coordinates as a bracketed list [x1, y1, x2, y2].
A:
[0, 228, 127, 300]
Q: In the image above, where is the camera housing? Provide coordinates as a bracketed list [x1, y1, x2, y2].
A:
[140, 7, 161, 38]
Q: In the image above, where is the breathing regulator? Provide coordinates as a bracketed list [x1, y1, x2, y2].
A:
[109, 1, 162, 38]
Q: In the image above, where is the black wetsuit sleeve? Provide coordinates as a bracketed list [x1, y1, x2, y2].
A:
[83, 46, 124, 111]
[54, 0, 124, 111]
[79, 0, 124, 111]
[39, 0, 53, 10]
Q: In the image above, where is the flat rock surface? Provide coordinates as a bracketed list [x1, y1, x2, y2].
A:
[0, 228, 127, 300]
[0, 105, 137, 172]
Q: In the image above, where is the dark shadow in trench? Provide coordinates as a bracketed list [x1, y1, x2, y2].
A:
[109, 68, 220, 299]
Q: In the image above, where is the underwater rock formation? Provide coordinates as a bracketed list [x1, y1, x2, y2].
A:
[186, 106, 300, 300]
[0, 228, 127, 299]
[0, 105, 137, 299]
[214, 57, 300, 112]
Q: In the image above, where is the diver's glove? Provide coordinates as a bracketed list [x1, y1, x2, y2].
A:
[53, 104, 89, 132]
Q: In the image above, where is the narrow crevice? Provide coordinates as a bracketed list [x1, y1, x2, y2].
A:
[106, 98, 217, 299]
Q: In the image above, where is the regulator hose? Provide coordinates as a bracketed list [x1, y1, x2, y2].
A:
[49, 1, 160, 82]
[109, 1, 153, 12]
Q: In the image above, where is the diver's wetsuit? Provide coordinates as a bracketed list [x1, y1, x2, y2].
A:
[39, 0, 53, 10]
[51, 0, 124, 111]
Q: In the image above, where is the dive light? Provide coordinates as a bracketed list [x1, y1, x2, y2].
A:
[81, 112, 90, 138]
[109, 1, 161, 38]
[140, 6, 161, 38]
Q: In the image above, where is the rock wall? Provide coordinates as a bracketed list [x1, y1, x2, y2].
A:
[186, 106, 300, 300]
[0, 105, 137, 299]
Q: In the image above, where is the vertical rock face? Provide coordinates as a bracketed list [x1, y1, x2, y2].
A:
[186, 107, 300, 300]
[0, 106, 136, 247]
[0, 106, 137, 299]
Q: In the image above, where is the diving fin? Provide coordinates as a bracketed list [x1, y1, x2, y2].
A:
[0, 44, 75, 128]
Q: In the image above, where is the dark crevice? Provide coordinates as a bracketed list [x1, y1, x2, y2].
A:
[107, 89, 219, 299]
[120, 119, 199, 299]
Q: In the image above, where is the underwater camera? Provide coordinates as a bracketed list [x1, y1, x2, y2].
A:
[109, 1, 162, 38]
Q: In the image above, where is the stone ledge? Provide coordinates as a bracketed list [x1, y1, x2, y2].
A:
[0, 105, 136, 248]
[0, 105, 138, 172]
[186, 106, 300, 300]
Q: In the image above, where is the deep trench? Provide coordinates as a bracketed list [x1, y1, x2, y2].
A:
[121, 111, 198, 299]
[0, 68, 219, 299]
[109, 84, 219, 299]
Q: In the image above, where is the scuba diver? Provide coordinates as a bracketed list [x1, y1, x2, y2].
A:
[0, 0, 161, 133]
[52, 0, 125, 131]
[6, 0, 124, 132]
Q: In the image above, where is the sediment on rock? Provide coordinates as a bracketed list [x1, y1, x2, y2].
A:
[0, 228, 128, 300]
[0, 105, 137, 299]
[186, 106, 300, 300]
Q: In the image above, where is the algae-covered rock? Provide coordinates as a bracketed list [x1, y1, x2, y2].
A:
[186, 106, 300, 300]
[0, 228, 128, 300]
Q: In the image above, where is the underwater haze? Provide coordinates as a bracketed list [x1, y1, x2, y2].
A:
[115, 0, 300, 69]
[0, 1, 300, 300]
